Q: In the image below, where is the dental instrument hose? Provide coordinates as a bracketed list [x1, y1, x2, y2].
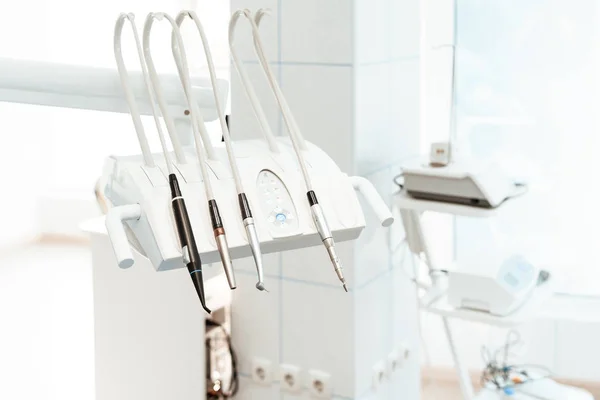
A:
[229, 10, 280, 154]
[147, 12, 237, 290]
[120, 13, 210, 313]
[176, 10, 267, 291]
[250, 9, 348, 292]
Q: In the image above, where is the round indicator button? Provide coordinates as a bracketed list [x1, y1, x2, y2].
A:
[276, 213, 287, 222]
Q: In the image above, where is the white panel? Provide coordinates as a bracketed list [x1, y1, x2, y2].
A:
[354, 63, 392, 175]
[355, 0, 390, 65]
[389, 0, 421, 60]
[282, 393, 308, 400]
[355, 59, 420, 176]
[354, 276, 393, 396]
[231, 272, 281, 375]
[231, 252, 280, 276]
[515, 319, 557, 373]
[425, 0, 455, 47]
[231, 64, 282, 140]
[280, 242, 354, 288]
[422, 48, 453, 146]
[359, 382, 392, 400]
[236, 376, 281, 400]
[280, 0, 353, 65]
[281, 280, 355, 398]
[231, 0, 280, 63]
[354, 168, 394, 286]
[0, 244, 94, 400]
[389, 59, 421, 161]
[391, 258, 421, 400]
[555, 321, 600, 381]
[91, 233, 206, 400]
[280, 65, 354, 172]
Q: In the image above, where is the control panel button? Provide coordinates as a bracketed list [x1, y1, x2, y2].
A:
[256, 169, 299, 236]
[276, 213, 287, 222]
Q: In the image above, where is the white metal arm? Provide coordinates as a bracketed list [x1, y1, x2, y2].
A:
[0, 57, 218, 117]
[105, 204, 142, 269]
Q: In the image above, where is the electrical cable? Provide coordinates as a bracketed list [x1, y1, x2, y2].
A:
[229, 10, 280, 154]
[147, 12, 237, 291]
[174, 10, 266, 291]
[393, 173, 404, 190]
[206, 319, 239, 399]
[248, 8, 348, 292]
[480, 330, 553, 392]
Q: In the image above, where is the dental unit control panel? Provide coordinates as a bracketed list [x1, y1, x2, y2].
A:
[103, 9, 393, 313]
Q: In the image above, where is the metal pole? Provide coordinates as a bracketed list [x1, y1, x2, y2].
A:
[443, 317, 475, 399]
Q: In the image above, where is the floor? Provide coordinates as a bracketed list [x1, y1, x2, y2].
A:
[422, 382, 463, 400]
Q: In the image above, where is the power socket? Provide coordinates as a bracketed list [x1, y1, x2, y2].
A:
[251, 358, 273, 386]
[388, 351, 400, 374]
[372, 361, 387, 391]
[397, 342, 411, 368]
[280, 364, 303, 393]
[387, 343, 411, 375]
[307, 369, 332, 398]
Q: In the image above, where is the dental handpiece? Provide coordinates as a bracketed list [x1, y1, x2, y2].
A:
[136, 13, 211, 311]
[177, 10, 266, 291]
[170, 175, 211, 313]
[248, 9, 348, 292]
[307, 191, 347, 292]
[239, 193, 266, 291]
[145, 12, 237, 292]
[208, 199, 237, 290]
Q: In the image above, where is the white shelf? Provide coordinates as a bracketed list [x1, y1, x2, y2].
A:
[422, 278, 555, 328]
[394, 190, 521, 218]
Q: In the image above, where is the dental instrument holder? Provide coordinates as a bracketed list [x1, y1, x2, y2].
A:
[104, 139, 393, 274]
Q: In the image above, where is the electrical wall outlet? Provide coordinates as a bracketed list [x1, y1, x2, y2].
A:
[307, 369, 332, 398]
[372, 361, 387, 390]
[280, 364, 303, 393]
[251, 358, 273, 386]
[388, 350, 400, 374]
[397, 342, 411, 368]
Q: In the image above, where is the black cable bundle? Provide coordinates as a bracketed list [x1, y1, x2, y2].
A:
[206, 319, 239, 399]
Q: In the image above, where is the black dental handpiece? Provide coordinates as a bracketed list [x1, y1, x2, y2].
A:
[169, 174, 211, 314]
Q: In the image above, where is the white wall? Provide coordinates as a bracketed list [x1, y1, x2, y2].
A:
[228, 0, 421, 399]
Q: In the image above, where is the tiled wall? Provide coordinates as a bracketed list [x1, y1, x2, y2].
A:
[229, 0, 421, 399]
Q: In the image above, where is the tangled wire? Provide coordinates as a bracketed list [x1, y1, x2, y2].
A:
[480, 330, 552, 395]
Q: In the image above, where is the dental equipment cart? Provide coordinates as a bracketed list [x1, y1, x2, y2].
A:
[395, 191, 593, 400]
